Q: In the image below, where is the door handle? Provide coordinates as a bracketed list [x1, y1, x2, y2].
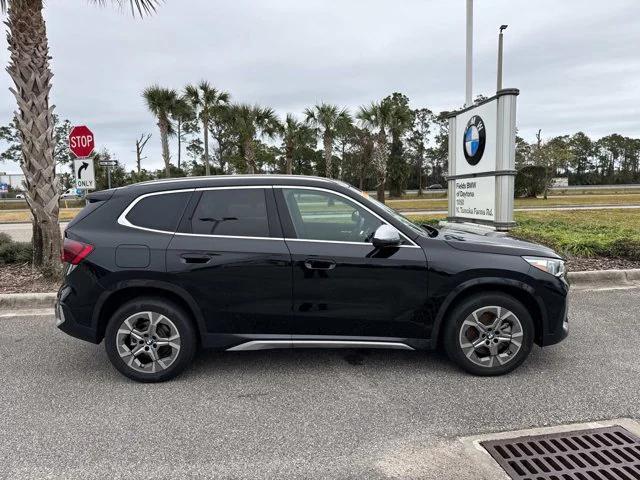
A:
[181, 253, 212, 264]
[304, 259, 336, 270]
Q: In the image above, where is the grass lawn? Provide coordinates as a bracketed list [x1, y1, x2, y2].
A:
[0, 208, 81, 223]
[0, 203, 637, 263]
[387, 193, 640, 211]
[406, 209, 640, 261]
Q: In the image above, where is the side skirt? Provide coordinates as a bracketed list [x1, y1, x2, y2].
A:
[227, 340, 415, 352]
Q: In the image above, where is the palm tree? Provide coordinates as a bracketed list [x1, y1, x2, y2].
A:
[228, 104, 281, 174]
[384, 92, 414, 197]
[334, 115, 354, 180]
[304, 103, 351, 178]
[357, 101, 392, 203]
[281, 114, 314, 175]
[184, 81, 230, 176]
[170, 96, 194, 170]
[1, 0, 158, 277]
[143, 86, 177, 178]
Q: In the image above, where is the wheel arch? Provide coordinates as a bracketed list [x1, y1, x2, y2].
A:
[431, 278, 546, 349]
[92, 280, 207, 345]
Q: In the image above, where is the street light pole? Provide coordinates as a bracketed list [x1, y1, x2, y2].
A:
[497, 25, 508, 91]
[465, 0, 473, 106]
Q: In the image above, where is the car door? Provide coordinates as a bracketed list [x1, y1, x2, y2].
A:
[166, 186, 292, 341]
[275, 186, 429, 340]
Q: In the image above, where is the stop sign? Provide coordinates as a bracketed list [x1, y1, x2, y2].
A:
[69, 126, 95, 158]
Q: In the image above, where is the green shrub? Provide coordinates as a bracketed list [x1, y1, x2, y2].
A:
[0, 232, 11, 245]
[515, 165, 548, 198]
[0, 240, 32, 265]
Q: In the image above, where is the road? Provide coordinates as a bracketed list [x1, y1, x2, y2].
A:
[1, 287, 638, 479]
[4, 203, 640, 242]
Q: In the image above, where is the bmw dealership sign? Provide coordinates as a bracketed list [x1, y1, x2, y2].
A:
[446, 89, 519, 230]
[463, 115, 485, 165]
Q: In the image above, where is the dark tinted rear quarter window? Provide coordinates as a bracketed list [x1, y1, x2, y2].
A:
[126, 191, 191, 232]
[191, 188, 269, 237]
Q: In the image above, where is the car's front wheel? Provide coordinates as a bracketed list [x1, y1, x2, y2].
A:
[104, 298, 196, 382]
[443, 292, 534, 376]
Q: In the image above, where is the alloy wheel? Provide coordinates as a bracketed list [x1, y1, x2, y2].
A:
[458, 305, 523, 368]
[116, 311, 181, 373]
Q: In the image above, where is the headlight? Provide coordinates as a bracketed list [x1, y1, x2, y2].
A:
[523, 256, 566, 277]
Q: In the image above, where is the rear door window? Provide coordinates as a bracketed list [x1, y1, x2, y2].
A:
[190, 188, 270, 237]
[125, 191, 192, 232]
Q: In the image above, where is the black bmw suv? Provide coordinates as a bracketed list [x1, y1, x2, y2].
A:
[56, 175, 569, 382]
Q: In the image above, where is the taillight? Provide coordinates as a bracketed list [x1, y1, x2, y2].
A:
[62, 238, 94, 265]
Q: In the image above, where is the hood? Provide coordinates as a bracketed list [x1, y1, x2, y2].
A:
[440, 227, 561, 259]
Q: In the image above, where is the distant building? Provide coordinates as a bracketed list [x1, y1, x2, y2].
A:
[551, 177, 569, 187]
[0, 173, 25, 191]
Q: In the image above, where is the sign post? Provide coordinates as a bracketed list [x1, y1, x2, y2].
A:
[69, 126, 96, 191]
[99, 158, 117, 190]
[446, 89, 519, 231]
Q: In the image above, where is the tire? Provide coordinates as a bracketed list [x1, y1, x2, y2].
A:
[104, 297, 197, 383]
[443, 292, 534, 376]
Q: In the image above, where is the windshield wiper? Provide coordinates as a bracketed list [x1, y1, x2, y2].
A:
[420, 223, 439, 238]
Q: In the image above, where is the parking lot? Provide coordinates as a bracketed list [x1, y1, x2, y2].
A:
[1, 287, 639, 479]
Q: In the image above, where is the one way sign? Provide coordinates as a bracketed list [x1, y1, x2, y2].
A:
[74, 159, 96, 190]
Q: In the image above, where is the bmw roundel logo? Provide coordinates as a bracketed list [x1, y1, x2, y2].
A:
[463, 115, 486, 166]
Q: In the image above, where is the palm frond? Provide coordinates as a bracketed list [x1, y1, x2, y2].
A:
[90, 0, 160, 18]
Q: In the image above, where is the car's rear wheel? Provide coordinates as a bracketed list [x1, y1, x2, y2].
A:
[443, 292, 534, 376]
[104, 298, 196, 382]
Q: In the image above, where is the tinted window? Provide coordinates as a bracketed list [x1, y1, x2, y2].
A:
[126, 191, 191, 232]
[191, 188, 269, 237]
[283, 188, 383, 243]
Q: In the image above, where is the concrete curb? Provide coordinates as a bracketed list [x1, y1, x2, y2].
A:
[568, 268, 640, 288]
[0, 269, 639, 311]
[0, 292, 57, 310]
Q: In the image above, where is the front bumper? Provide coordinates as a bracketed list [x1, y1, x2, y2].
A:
[539, 289, 569, 346]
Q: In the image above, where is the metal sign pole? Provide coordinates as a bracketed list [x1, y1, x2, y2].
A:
[465, 0, 473, 107]
[107, 165, 111, 190]
[497, 25, 508, 91]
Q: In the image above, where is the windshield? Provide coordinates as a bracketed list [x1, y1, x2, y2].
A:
[350, 187, 431, 237]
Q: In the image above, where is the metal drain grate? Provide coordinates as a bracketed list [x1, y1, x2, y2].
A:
[481, 425, 640, 480]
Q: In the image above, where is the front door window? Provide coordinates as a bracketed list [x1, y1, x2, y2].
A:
[282, 188, 383, 243]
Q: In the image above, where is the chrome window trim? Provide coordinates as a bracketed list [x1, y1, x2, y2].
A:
[173, 232, 282, 241]
[274, 185, 420, 248]
[117, 184, 421, 248]
[283, 238, 420, 248]
[117, 188, 196, 235]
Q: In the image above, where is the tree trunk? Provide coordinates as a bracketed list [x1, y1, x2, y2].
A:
[32, 220, 43, 266]
[244, 137, 257, 174]
[6, 0, 61, 277]
[203, 117, 210, 176]
[323, 132, 332, 178]
[417, 148, 424, 196]
[177, 119, 182, 170]
[377, 182, 385, 204]
[373, 130, 388, 204]
[285, 140, 293, 174]
[158, 117, 171, 178]
[286, 154, 293, 175]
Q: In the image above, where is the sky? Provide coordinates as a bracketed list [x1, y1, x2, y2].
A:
[1, 0, 639, 174]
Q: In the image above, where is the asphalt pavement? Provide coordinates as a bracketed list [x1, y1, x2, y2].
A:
[1, 287, 639, 479]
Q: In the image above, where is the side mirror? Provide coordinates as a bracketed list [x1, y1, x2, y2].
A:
[372, 224, 401, 248]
